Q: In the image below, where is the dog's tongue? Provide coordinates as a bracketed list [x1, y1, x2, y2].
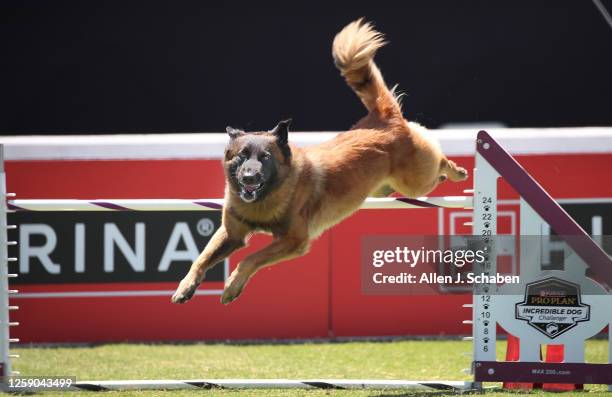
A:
[244, 185, 257, 193]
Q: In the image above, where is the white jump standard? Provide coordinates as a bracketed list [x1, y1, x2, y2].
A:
[1, 130, 611, 392]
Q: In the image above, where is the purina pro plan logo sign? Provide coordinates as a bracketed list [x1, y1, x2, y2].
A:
[515, 277, 590, 339]
[7, 211, 226, 286]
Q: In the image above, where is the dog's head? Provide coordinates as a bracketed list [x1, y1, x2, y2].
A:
[224, 119, 292, 203]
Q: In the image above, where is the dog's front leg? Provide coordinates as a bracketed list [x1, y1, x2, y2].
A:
[221, 232, 309, 305]
[172, 224, 246, 304]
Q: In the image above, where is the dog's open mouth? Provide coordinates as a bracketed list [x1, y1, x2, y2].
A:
[239, 182, 264, 203]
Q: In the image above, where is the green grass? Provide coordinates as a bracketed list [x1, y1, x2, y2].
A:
[11, 340, 611, 396]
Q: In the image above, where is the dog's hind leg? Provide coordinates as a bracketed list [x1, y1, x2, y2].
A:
[370, 184, 395, 197]
[440, 158, 468, 182]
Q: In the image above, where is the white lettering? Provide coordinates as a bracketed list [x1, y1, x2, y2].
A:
[75, 223, 85, 273]
[19, 224, 60, 274]
[104, 223, 145, 272]
[158, 223, 199, 271]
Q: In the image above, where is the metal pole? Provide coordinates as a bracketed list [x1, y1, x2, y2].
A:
[0, 144, 12, 385]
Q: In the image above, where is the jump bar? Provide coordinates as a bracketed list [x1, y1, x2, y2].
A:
[8, 196, 473, 212]
[67, 379, 476, 392]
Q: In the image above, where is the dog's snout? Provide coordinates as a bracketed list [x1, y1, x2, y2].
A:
[241, 173, 261, 185]
[240, 160, 263, 184]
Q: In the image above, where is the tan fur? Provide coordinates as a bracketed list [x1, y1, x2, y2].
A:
[172, 19, 468, 305]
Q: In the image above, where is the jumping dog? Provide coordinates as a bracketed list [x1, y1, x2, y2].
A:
[172, 19, 468, 305]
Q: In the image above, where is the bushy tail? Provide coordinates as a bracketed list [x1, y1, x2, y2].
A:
[332, 19, 401, 118]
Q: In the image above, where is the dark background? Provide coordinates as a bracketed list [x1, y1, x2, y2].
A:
[1, 1, 611, 134]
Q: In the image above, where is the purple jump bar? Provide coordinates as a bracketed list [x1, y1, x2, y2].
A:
[474, 361, 612, 384]
[92, 202, 131, 211]
[477, 130, 612, 288]
[193, 200, 223, 210]
[396, 197, 441, 208]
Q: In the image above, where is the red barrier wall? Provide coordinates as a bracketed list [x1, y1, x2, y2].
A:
[6, 150, 612, 343]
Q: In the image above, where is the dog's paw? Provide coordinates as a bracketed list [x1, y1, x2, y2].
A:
[171, 279, 199, 304]
[220, 273, 246, 305]
[456, 167, 468, 180]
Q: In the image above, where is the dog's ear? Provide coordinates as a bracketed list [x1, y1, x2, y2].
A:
[226, 126, 243, 139]
[270, 119, 292, 147]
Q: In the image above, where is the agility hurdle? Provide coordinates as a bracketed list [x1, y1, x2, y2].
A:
[7, 196, 472, 212]
[1, 130, 612, 392]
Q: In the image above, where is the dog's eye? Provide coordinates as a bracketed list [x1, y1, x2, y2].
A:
[239, 150, 250, 159]
[261, 153, 271, 161]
